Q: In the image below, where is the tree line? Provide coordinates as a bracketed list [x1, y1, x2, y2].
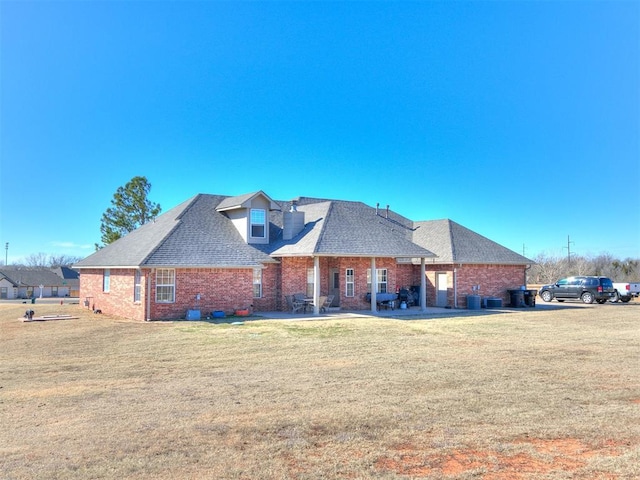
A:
[1, 253, 83, 268]
[528, 253, 640, 284]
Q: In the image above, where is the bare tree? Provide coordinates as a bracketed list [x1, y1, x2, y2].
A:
[571, 256, 592, 276]
[49, 254, 83, 267]
[19, 253, 82, 268]
[24, 252, 49, 268]
[528, 252, 640, 284]
[528, 253, 565, 284]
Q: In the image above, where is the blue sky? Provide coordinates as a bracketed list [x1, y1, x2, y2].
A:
[1, 1, 639, 264]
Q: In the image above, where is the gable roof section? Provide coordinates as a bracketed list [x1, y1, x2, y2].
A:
[413, 219, 532, 265]
[144, 194, 276, 267]
[215, 191, 280, 212]
[74, 195, 276, 268]
[269, 199, 436, 258]
[0, 267, 72, 287]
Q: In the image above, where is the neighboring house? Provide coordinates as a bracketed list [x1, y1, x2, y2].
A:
[50, 266, 81, 297]
[0, 267, 79, 299]
[74, 191, 533, 320]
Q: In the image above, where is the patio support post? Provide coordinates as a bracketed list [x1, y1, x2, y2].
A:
[420, 257, 427, 311]
[313, 256, 320, 315]
[146, 270, 152, 321]
[370, 257, 377, 313]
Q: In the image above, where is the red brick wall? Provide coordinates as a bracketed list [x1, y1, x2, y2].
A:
[150, 268, 256, 320]
[80, 261, 528, 319]
[81, 267, 258, 320]
[252, 263, 280, 312]
[79, 269, 146, 321]
[276, 257, 436, 311]
[424, 264, 525, 307]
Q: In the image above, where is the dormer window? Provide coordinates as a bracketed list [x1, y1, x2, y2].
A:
[216, 192, 278, 245]
[250, 209, 266, 238]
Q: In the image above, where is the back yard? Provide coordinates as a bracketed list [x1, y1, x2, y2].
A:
[1, 302, 639, 479]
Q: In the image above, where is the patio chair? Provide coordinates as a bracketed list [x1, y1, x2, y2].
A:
[316, 296, 327, 313]
[285, 295, 305, 314]
[321, 295, 334, 312]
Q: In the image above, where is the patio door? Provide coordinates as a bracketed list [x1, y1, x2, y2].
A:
[329, 269, 340, 306]
[436, 273, 448, 307]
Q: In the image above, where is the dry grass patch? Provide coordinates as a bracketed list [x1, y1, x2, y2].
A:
[1, 302, 639, 479]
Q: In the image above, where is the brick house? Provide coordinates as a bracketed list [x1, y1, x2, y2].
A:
[74, 191, 532, 320]
[0, 266, 79, 299]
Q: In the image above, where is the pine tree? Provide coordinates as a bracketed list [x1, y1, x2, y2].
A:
[98, 176, 161, 246]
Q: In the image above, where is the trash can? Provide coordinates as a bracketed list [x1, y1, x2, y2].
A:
[467, 294, 481, 310]
[486, 297, 503, 308]
[508, 289, 525, 307]
[523, 290, 537, 307]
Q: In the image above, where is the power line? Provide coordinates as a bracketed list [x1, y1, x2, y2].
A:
[564, 235, 574, 264]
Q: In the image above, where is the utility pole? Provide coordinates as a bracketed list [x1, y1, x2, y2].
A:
[4, 242, 7, 266]
[564, 235, 574, 265]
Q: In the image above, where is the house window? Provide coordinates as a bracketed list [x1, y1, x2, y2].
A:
[134, 270, 142, 302]
[51, 286, 59, 297]
[250, 209, 266, 238]
[306, 268, 314, 298]
[156, 268, 175, 303]
[0, 287, 7, 299]
[366, 268, 388, 293]
[345, 268, 354, 297]
[253, 268, 262, 298]
[103, 269, 110, 292]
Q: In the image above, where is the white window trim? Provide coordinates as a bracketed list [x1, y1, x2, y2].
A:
[250, 208, 266, 239]
[155, 268, 175, 303]
[253, 268, 262, 298]
[103, 269, 110, 293]
[134, 270, 142, 303]
[367, 268, 388, 294]
[345, 268, 354, 297]
[306, 268, 314, 298]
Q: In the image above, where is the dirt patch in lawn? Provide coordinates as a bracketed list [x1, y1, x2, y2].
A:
[374, 437, 627, 478]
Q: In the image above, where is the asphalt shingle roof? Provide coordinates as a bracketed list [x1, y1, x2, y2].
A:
[412, 219, 532, 264]
[0, 267, 72, 287]
[270, 200, 434, 258]
[74, 192, 531, 268]
[75, 195, 276, 268]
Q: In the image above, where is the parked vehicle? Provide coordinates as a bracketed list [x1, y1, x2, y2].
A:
[610, 282, 640, 303]
[538, 276, 615, 304]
